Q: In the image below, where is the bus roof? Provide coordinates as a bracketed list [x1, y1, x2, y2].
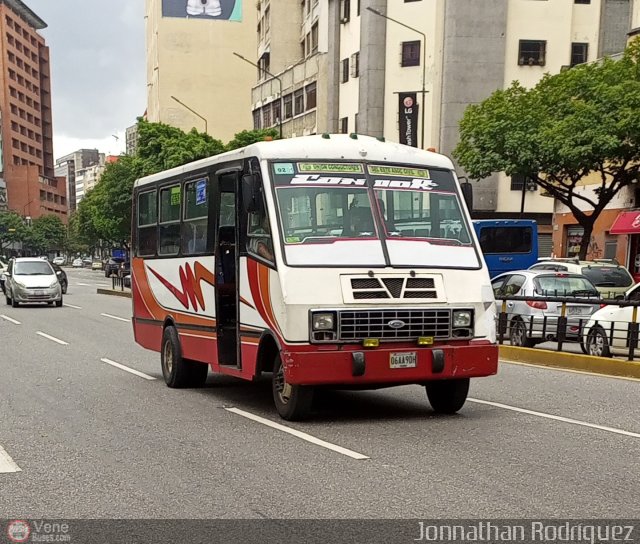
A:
[134, 134, 455, 189]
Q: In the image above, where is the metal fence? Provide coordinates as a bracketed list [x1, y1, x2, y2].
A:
[111, 275, 128, 291]
[497, 295, 640, 361]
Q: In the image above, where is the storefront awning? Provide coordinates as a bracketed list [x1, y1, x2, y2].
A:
[610, 211, 640, 235]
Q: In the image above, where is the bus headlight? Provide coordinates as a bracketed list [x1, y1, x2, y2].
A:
[453, 310, 472, 328]
[312, 313, 335, 331]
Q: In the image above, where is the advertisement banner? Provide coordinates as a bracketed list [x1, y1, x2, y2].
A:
[398, 92, 419, 148]
[162, 0, 242, 21]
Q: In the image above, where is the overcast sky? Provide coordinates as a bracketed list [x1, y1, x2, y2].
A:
[27, 0, 146, 159]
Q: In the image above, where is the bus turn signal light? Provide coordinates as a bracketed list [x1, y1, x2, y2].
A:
[363, 338, 379, 348]
[418, 337, 434, 346]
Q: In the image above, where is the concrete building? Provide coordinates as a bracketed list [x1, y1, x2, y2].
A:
[145, 0, 257, 143]
[323, 0, 632, 248]
[125, 123, 139, 156]
[0, 0, 65, 222]
[55, 149, 103, 212]
[250, 0, 329, 138]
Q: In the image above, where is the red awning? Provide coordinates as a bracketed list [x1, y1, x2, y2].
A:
[610, 211, 640, 235]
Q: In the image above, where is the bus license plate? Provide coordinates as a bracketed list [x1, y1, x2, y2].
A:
[390, 352, 417, 369]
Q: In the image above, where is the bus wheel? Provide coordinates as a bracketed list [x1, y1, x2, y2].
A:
[161, 326, 208, 388]
[272, 353, 313, 421]
[425, 378, 470, 414]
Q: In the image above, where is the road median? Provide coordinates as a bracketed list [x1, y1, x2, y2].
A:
[97, 288, 132, 299]
[500, 345, 640, 379]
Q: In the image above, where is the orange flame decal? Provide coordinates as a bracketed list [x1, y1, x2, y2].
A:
[147, 262, 215, 312]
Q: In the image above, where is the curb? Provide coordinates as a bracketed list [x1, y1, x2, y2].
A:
[96, 288, 132, 299]
[499, 345, 640, 379]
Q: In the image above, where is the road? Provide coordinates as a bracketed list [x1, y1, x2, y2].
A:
[1, 267, 639, 519]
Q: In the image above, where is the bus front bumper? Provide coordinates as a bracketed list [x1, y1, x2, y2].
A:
[281, 341, 498, 386]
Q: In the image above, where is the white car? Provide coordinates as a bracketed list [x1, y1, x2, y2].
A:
[583, 282, 640, 357]
[53, 256, 66, 266]
[72, 258, 83, 268]
[4, 257, 63, 307]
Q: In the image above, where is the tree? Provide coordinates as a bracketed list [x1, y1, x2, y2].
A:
[226, 128, 279, 151]
[454, 38, 640, 259]
[0, 211, 26, 252]
[26, 214, 66, 254]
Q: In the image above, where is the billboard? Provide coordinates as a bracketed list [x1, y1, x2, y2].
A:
[398, 92, 419, 148]
[162, 0, 242, 21]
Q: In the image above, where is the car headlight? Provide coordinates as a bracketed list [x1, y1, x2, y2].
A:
[453, 310, 472, 328]
[15, 280, 26, 289]
[312, 313, 335, 331]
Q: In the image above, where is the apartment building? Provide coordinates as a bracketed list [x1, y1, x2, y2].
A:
[0, 0, 66, 222]
[125, 123, 139, 156]
[145, 0, 257, 143]
[325, 0, 631, 241]
[55, 149, 103, 212]
[251, 0, 329, 138]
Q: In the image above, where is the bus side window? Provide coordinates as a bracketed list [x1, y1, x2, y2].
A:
[247, 197, 274, 263]
[137, 190, 157, 257]
[159, 184, 181, 256]
[182, 178, 210, 255]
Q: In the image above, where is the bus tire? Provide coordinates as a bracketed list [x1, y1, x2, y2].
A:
[425, 378, 470, 414]
[161, 326, 208, 388]
[272, 352, 313, 421]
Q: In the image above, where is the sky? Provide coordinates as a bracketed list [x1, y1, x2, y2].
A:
[26, 0, 146, 159]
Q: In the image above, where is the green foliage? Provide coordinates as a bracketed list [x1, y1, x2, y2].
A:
[0, 211, 27, 250]
[226, 128, 279, 151]
[455, 38, 640, 258]
[27, 215, 66, 253]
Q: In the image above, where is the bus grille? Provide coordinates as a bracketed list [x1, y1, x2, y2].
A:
[338, 309, 452, 341]
[350, 277, 437, 300]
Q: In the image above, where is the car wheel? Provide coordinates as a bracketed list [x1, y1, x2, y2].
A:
[161, 325, 208, 388]
[272, 352, 313, 421]
[587, 326, 611, 358]
[5, 294, 11, 305]
[509, 318, 535, 348]
[55, 297, 63, 307]
[425, 378, 470, 414]
[61, 280, 67, 294]
[11, 296, 18, 308]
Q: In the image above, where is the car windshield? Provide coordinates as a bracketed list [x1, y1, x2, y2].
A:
[272, 161, 478, 267]
[14, 261, 53, 276]
[580, 266, 632, 288]
[533, 275, 599, 297]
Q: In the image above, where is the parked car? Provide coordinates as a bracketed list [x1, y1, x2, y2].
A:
[104, 257, 124, 277]
[72, 258, 83, 268]
[0, 258, 8, 294]
[529, 258, 634, 298]
[51, 263, 68, 294]
[82, 258, 92, 268]
[53, 256, 66, 266]
[118, 260, 130, 278]
[492, 270, 601, 347]
[583, 282, 640, 357]
[4, 257, 63, 307]
[91, 260, 103, 270]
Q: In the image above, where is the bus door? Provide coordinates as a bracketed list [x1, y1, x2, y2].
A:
[215, 170, 241, 367]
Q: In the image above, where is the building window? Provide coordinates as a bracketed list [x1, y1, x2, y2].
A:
[570, 43, 588, 66]
[401, 40, 421, 67]
[574, 0, 590, 4]
[341, 58, 349, 83]
[340, 0, 350, 22]
[340, 117, 348, 134]
[272, 100, 281, 124]
[293, 89, 304, 116]
[262, 106, 272, 128]
[254, 107, 263, 129]
[518, 40, 546, 66]
[311, 22, 318, 54]
[305, 82, 317, 110]
[283, 94, 293, 119]
[351, 52, 360, 78]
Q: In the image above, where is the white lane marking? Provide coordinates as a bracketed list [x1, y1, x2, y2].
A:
[100, 358, 156, 381]
[100, 313, 130, 323]
[501, 359, 640, 383]
[469, 398, 640, 439]
[0, 445, 21, 473]
[0, 314, 21, 325]
[63, 303, 82, 309]
[225, 407, 370, 460]
[36, 331, 68, 346]
[77, 283, 91, 286]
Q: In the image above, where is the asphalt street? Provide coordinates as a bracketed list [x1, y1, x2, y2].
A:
[1, 268, 639, 518]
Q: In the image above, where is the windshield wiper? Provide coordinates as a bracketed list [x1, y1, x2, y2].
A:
[572, 289, 598, 297]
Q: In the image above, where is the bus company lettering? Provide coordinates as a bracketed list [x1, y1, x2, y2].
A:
[289, 174, 438, 191]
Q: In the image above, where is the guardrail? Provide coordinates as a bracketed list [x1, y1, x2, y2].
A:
[497, 294, 640, 361]
[111, 275, 127, 291]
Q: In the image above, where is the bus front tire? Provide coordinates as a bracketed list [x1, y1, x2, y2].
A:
[161, 326, 208, 388]
[272, 353, 313, 421]
[425, 378, 470, 414]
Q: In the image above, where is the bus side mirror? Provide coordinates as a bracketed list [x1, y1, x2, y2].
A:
[242, 173, 260, 213]
[461, 182, 473, 211]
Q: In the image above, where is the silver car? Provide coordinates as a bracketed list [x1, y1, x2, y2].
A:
[492, 270, 601, 347]
[4, 257, 63, 307]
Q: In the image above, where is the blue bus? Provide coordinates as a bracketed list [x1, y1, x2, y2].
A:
[473, 220, 538, 278]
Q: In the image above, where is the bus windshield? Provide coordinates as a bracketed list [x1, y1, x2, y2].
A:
[271, 161, 480, 268]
